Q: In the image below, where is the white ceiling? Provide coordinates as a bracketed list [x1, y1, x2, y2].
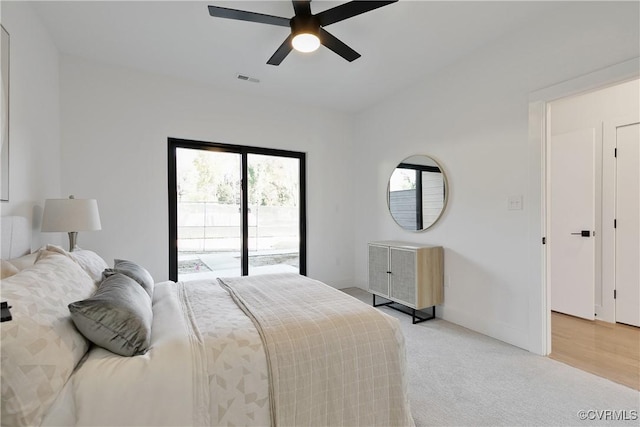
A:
[31, 1, 565, 113]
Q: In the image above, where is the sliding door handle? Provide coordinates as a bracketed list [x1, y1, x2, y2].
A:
[570, 230, 591, 237]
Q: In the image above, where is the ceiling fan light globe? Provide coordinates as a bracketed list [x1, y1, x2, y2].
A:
[292, 33, 320, 53]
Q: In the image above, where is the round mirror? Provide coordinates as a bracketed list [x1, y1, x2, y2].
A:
[387, 155, 448, 231]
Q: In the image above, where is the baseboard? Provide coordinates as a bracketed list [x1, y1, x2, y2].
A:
[323, 277, 358, 290]
[439, 305, 530, 351]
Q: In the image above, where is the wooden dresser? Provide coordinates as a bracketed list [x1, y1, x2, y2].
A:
[368, 241, 444, 323]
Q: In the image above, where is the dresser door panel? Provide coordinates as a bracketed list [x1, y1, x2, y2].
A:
[368, 245, 390, 297]
[390, 248, 417, 307]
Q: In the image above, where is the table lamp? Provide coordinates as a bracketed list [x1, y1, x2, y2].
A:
[42, 195, 101, 251]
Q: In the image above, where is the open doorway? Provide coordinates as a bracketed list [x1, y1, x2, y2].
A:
[545, 79, 639, 390]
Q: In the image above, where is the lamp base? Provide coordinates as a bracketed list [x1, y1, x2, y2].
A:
[67, 231, 78, 252]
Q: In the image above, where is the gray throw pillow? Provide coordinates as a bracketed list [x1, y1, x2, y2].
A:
[69, 273, 153, 356]
[103, 259, 154, 298]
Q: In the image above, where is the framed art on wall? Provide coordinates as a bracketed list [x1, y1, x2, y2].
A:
[1, 25, 9, 201]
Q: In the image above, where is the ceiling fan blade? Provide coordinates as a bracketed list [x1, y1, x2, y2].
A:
[208, 5, 290, 27]
[319, 28, 360, 62]
[317, 1, 398, 27]
[267, 34, 294, 66]
[292, 0, 312, 17]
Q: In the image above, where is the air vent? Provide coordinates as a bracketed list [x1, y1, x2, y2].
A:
[236, 73, 260, 83]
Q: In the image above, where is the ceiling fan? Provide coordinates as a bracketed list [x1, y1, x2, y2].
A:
[208, 1, 398, 66]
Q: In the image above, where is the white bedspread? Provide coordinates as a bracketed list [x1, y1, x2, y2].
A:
[43, 275, 413, 426]
[58, 280, 270, 426]
[70, 281, 209, 426]
[186, 280, 271, 425]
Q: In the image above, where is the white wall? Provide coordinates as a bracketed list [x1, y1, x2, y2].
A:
[0, 2, 62, 250]
[59, 56, 355, 286]
[352, 2, 640, 353]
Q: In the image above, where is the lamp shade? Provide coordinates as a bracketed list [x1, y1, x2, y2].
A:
[42, 197, 102, 232]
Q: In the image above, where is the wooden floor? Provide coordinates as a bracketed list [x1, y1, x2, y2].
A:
[550, 311, 640, 390]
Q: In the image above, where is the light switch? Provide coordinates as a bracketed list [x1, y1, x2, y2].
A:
[508, 195, 523, 211]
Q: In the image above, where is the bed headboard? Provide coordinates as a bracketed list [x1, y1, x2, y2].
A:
[0, 216, 31, 259]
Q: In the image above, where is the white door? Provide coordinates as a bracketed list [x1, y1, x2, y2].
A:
[615, 122, 640, 327]
[550, 128, 597, 320]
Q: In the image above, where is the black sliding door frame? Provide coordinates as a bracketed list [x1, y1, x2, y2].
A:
[168, 137, 307, 281]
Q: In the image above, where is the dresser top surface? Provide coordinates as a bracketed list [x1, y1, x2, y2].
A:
[369, 240, 442, 250]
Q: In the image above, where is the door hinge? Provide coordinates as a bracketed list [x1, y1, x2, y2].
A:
[614, 289, 617, 299]
[614, 219, 617, 228]
[614, 147, 617, 157]
[542, 237, 546, 245]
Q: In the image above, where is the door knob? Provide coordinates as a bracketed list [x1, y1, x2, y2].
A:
[570, 230, 591, 237]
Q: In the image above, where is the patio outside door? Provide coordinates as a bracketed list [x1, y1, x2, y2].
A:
[168, 139, 306, 282]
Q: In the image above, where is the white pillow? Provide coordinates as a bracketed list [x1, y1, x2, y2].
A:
[6, 252, 37, 271]
[0, 250, 96, 426]
[69, 249, 109, 284]
[36, 244, 108, 284]
[0, 259, 19, 279]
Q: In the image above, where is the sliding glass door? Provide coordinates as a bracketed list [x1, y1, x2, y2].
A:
[168, 139, 306, 282]
[246, 153, 301, 276]
[174, 148, 242, 279]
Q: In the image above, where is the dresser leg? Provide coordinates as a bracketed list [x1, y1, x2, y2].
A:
[373, 294, 394, 308]
[412, 306, 435, 324]
[373, 294, 437, 324]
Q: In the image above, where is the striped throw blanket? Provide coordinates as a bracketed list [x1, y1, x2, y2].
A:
[218, 273, 414, 427]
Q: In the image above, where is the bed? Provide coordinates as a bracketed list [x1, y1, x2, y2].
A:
[0, 216, 414, 426]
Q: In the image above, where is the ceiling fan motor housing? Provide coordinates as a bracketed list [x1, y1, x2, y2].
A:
[290, 15, 321, 37]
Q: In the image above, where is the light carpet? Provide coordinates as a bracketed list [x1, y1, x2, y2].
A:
[341, 287, 640, 427]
